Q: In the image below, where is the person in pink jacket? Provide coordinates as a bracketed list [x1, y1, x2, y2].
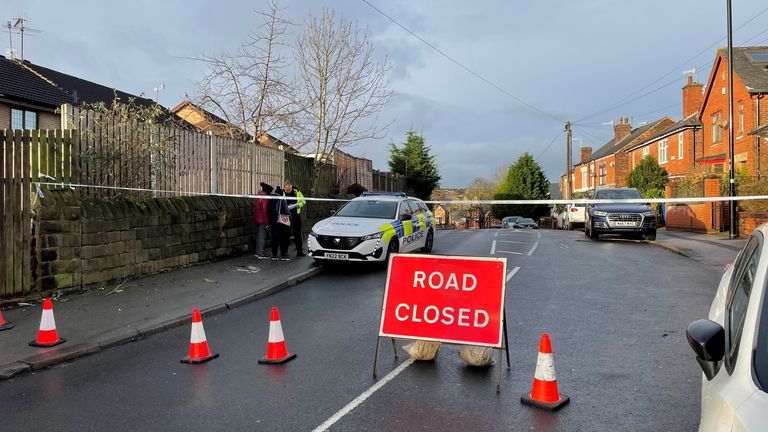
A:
[253, 182, 272, 258]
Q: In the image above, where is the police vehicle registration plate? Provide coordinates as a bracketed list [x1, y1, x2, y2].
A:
[326, 253, 349, 260]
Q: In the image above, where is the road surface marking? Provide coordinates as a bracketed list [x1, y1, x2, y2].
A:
[490, 240, 497, 255]
[497, 250, 524, 255]
[497, 240, 528, 244]
[506, 266, 520, 281]
[311, 358, 416, 432]
[494, 229, 500, 237]
[527, 242, 539, 256]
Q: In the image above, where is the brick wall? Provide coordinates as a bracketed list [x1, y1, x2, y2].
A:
[34, 189, 338, 293]
[38, 111, 60, 129]
[738, 212, 768, 237]
[666, 177, 727, 232]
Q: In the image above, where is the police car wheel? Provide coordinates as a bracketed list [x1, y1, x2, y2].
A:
[386, 239, 399, 258]
[420, 229, 434, 253]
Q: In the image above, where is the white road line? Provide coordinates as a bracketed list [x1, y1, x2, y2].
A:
[527, 241, 539, 256]
[490, 240, 497, 255]
[494, 229, 500, 237]
[497, 250, 524, 255]
[311, 358, 416, 432]
[506, 266, 521, 281]
[497, 240, 528, 244]
[536, 231, 541, 239]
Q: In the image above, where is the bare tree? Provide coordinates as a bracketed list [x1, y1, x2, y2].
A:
[193, 0, 296, 140]
[464, 178, 496, 229]
[294, 8, 393, 192]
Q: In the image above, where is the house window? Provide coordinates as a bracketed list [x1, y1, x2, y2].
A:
[712, 112, 723, 143]
[599, 164, 606, 186]
[738, 103, 744, 136]
[580, 167, 587, 189]
[659, 139, 668, 164]
[642, 147, 649, 158]
[678, 133, 684, 160]
[10, 108, 38, 129]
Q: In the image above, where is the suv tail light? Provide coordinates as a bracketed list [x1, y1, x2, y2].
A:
[570, 207, 578, 212]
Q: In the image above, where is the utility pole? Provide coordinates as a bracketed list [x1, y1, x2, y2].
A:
[727, 0, 738, 238]
[565, 121, 572, 200]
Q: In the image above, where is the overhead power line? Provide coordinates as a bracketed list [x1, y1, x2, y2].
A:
[360, 0, 564, 124]
[537, 131, 565, 158]
[575, 5, 768, 124]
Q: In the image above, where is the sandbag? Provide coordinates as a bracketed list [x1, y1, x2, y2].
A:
[458, 345, 494, 367]
[402, 340, 441, 361]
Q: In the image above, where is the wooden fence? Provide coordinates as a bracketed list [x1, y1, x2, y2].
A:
[1, 129, 77, 297]
[372, 169, 406, 192]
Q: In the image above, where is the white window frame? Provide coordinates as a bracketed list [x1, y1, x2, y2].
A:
[580, 167, 587, 189]
[642, 146, 649, 158]
[678, 133, 684, 160]
[659, 139, 668, 164]
[738, 103, 744, 136]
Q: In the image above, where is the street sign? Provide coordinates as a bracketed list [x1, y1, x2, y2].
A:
[378, 254, 507, 347]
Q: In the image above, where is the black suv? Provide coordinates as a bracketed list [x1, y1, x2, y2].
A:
[585, 188, 657, 241]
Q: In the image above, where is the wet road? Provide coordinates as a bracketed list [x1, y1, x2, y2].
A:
[0, 229, 720, 431]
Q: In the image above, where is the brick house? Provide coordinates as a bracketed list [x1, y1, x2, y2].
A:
[624, 76, 704, 188]
[562, 116, 675, 197]
[171, 99, 300, 154]
[698, 47, 768, 176]
[0, 54, 156, 130]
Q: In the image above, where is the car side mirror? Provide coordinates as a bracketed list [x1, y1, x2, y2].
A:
[400, 214, 411, 221]
[686, 319, 725, 381]
[329, 210, 336, 216]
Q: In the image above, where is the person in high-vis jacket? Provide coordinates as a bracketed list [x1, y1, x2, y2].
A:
[282, 180, 306, 256]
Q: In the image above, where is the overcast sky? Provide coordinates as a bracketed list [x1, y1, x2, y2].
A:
[4, 0, 768, 187]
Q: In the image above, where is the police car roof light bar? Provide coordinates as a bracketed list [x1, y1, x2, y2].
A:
[362, 192, 407, 197]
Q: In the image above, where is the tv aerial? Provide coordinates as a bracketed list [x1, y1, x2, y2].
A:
[6, 17, 43, 61]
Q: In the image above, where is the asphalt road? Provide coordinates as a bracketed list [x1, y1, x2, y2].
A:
[0, 229, 718, 431]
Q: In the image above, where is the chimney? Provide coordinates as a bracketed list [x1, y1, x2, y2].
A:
[580, 146, 593, 162]
[682, 76, 704, 118]
[614, 117, 632, 143]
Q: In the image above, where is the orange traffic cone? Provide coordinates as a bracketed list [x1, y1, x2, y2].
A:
[0, 308, 13, 331]
[521, 333, 570, 411]
[180, 308, 219, 364]
[29, 298, 66, 347]
[258, 307, 297, 364]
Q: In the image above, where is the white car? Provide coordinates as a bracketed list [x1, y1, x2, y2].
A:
[686, 224, 768, 432]
[308, 192, 436, 262]
[562, 204, 586, 230]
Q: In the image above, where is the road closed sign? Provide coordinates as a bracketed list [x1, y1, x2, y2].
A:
[379, 254, 507, 347]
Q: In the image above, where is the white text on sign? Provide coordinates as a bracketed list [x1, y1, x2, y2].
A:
[395, 271, 488, 328]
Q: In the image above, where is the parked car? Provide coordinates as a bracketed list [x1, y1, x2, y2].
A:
[584, 188, 657, 241]
[308, 192, 435, 262]
[686, 225, 768, 432]
[513, 218, 538, 229]
[562, 204, 586, 230]
[502, 216, 522, 228]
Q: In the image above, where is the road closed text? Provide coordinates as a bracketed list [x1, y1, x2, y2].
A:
[380, 255, 506, 347]
[394, 271, 489, 328]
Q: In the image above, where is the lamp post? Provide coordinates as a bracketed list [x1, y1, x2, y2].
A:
[727, 0, 738, 238]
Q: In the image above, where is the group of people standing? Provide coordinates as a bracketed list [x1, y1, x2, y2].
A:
[252, 180, 306, 261]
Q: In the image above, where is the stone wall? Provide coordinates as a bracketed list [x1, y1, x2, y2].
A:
[35, 189, 340, 293]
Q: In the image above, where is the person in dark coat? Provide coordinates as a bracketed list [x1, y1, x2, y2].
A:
[268, 186, 291, 261]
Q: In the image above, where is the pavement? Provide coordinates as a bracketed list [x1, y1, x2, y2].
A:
[0, 250, 320, 380]
[653, 228, 747, 271]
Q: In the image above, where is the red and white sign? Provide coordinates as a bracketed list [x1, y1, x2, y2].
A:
[378, 254, 507, 347]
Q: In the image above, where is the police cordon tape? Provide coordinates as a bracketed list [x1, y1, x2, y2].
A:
[31, 181, 768, 205]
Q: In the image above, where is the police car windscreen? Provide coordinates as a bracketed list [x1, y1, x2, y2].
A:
[335, 200, 398, 218]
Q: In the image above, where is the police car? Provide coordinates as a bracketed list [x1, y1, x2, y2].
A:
[308, 192, 436, 262]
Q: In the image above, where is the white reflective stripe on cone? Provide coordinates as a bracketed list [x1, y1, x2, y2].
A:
[534, 353, 557, 381]
[190, 321, 207, 344]
[268, 320, 285, 343]
[39, 309, 56, 331]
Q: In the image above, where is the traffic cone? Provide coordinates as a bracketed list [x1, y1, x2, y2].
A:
[258, 307, 296, 364]
[521, 333, 570, 411]
[28, 298, 66, 347]
[180, 308, 219, 364]
[0, 308, 13, 331]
